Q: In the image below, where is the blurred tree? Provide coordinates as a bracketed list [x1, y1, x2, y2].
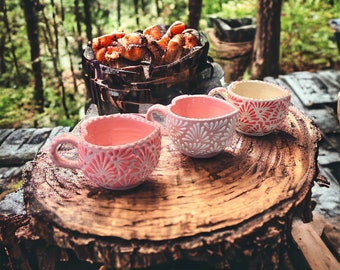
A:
[251, 0, 282, 79]
[74, 0, 83, 55]
[188, 0, 202, 29]
[83, 0, 92, 40]
[21, 0, 44, 115]
[118, 0, 121, 26]
[155, 0, 160, 17]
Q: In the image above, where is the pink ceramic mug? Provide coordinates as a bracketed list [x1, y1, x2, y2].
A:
[146, 95, 239, 158]
[49, 114, 162, 190]
[209, 80, 291, 136]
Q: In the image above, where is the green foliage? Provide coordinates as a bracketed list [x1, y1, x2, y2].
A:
[89, 0, 189, 33]
[202, 0, 340, 73]
[0, 86, 34, 128]
[280, 0, 340, 73]
[36, 84, 83, 128]
[202, 0, 257, 28]
[0, 1, 31, 88]
[0, 84, 82, 128]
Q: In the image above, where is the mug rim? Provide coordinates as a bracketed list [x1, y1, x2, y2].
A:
[228, 80, 291, 101]
[80, 114, 161, 149]
[168, 94, 239, 121]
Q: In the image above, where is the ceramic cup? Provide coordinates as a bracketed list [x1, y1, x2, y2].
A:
[49, 114, 162, 190]
[208, 80, 291, 136]
[146, 95, 238, 158]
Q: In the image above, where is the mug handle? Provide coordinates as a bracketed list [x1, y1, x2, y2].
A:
[49, 133, 80, 169]
[208, 87, 229, 101]
[146, 104, 168, 127]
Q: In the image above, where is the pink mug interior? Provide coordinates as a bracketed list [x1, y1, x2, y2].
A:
[170, 95, 238, 119]
[83, 116, 157, 146]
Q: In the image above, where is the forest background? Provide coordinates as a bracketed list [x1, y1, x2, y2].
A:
[1, 0, 340, 129]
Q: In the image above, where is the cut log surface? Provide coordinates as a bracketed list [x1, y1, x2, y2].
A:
[23, 105, 321, 269]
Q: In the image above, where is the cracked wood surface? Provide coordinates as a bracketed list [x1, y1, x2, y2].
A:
[23, 105, 321, 268]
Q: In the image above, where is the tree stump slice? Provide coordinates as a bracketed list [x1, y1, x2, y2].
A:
[23, 106, 321, 269]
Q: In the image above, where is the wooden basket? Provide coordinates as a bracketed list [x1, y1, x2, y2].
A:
[207, 29, 253, 83]
[82, 34, 215, 114]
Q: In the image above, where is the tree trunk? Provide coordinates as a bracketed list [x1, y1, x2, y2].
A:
[74, 0, 83, 58]
[62, 1, 77, 96]
[155, 0, 160, 17]
[117, 0, 121, 27]
[0, 28, 5, 74]
[134, 0, 139, 27]
[250, 0, 282, 79]
[83, 0, 92, 41]
[188, 0, 202, 30]
[52, 0, 70, 117]
[0, 0, 8, 75]
[41, 3, 70, 119]
[21, 0, 44, 115]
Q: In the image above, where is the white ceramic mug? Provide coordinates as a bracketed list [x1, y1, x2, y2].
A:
[209, 80, 291, 136]
[146, 95, 238, 158]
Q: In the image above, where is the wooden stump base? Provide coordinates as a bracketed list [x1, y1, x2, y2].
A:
[22, 106, 321, 269]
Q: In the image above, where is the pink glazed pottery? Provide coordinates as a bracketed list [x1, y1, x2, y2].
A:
[49, 114, 162, 190]
[209, 80, 291, 136]
[146, 95, 239, 158]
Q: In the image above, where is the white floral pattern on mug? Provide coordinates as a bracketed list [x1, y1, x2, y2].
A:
[78, 136, 161, 190]
[168, 116, 236, 158]
[146, 95, 239, 158]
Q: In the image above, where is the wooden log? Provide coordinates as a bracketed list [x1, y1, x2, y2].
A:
[280, 72, 339, 107]
[0, 127, 70, 168]
[23, 105, 321, 269]
[0, 128, 51, 166]
[322, 223, 340, 261]
[291, 218, 340, 270]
